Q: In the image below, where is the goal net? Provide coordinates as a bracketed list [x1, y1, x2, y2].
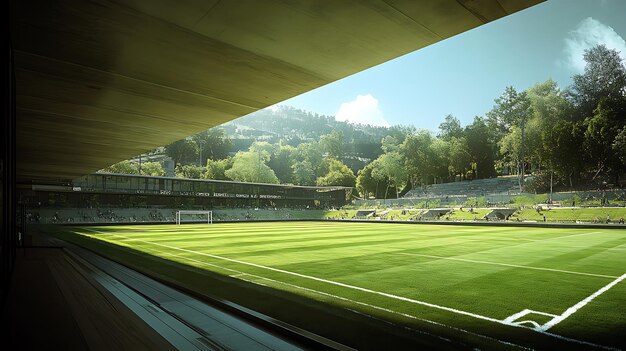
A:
[175, 210, 213, 225]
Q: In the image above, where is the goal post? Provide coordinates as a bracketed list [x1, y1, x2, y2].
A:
[175, 210, 213, 225]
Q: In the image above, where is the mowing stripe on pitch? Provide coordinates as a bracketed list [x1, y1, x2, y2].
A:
[236, 275, 534, 350]
[397, 252, 618, 279]
[84, 228, 618, 349]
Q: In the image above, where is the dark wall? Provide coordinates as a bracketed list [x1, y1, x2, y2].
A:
[2, 36, 17, 301]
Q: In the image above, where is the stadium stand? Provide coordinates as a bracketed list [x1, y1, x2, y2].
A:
[404, 176, 520, 198]
[26, 207, 330, 224]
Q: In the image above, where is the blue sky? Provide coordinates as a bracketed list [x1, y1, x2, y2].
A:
[270, 0, 626, 132]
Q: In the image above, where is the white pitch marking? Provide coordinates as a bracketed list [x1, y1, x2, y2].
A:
[504, 309, 559, 330]
[233, 272, 532, 350]
[87, 230, 505, 325]
[397, 252, 617, 279]
[538, 273, 626, 332]
[84, 229, 620, 350]
[516, 320, 542, 329]
[503, 309, 534, 324]
[91, 231, 523, 349]
[527, 310, 558, 318]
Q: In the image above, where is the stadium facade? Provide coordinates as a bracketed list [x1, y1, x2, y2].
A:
[22, 173, 352, 211]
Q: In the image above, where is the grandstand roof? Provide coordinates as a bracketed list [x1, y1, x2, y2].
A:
[12, 0, 542, 181]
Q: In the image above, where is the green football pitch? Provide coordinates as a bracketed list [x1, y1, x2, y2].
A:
[58, 222, 625, 350]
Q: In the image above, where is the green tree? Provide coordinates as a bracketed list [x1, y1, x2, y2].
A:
[99, 160, 139, 174]
[613, 127, 626, 168]
[438, 114, 463, 141]
[487, 86, 531, 139]
[268, 145, 296, 183]
[192, 128, 232, 166]
[175, 164, 205, 179]
[292, 161, 315, 185]
[583, 97, 626, 183]
[320, 130, 344, 159]
[429, 138, 450, 184]
[316, 159, 356, 187]
[370, 152, 407, 198]
[381, 135, 401, 153]
[165, 138, 197, 166]
[249, 141, 275, 162]
[465, 117, 497, 179]
[296, 141, 324, 177]
[141, 162, 165, 176]
[399, 130, 434, 187]
[569, 45, 626, 118]
[447, 137, 471, 180]
[542, 120, 585, 188]
[225, 151, 279, 184]
[203, 158, 232, 180]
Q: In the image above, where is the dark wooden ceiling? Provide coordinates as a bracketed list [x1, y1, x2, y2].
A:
[11, 0, 542, 181]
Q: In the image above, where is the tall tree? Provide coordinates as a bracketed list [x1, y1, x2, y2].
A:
[447, 137, 471, 180]
[487, 87, 531, 139]
[249, 141, 275, 162]
[320, 130, 344, 159]
[192, 128, 232, 166]
[438, 114, 463, 141]
[380, 135, 401, 153]
[569, 45, 626, 118]
[400, 130, 434, 187]
[613, 127, 626, 169]
[225, 151, 279, 184]
[542, 120, 585, 188]
[268, 145, 297, 183]
[296, 141, 324, 177]
[465, 117, 497, 179]
[583, 97, 626, 183]
[487, 87, 531, 188]
[356, 161, 382, 198]
[165, 138, 197, 166]
[370, 152, 407, 198]
[292, 161, 315, 186]
[316, 159, 356, 187]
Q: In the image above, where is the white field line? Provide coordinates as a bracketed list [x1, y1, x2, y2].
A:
[229, 273, 247, 278]
[396, 252, 618, 279]
[527, 310, 558, 318]
[235, 274, 536, 350]
[503, 309, 535, 323]
[504, 309, 558, 330]
[87, 230, 504, 325]
[90, 231, 523, 349]
[84, 229, 619, 350]
[539, 273, 626, 332]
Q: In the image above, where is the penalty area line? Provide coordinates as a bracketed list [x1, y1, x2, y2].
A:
[539, 272, 626, 332]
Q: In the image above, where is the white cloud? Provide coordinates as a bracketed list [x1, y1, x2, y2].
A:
[335, 94, 389, 127]
[563, 17, 626, 72]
